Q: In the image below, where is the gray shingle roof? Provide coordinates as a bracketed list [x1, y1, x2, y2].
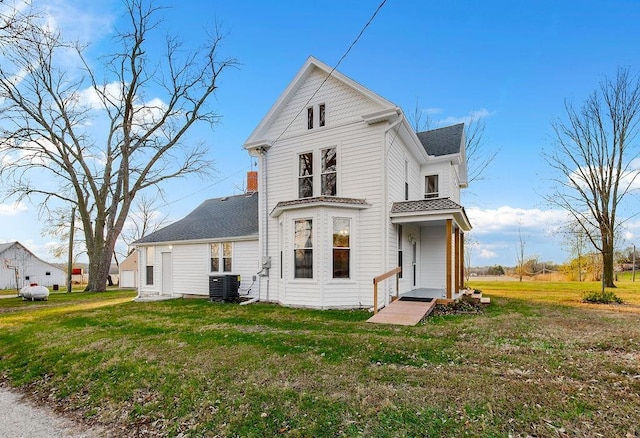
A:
[135, 193, 258, 244]
[416, 123, 464, 157]
[391, 198, 463, 214]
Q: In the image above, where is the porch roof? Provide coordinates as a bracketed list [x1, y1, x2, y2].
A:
[390, 198, 472, 231]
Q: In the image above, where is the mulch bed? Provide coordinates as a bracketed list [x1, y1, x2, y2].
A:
[430, 294, 486, 316]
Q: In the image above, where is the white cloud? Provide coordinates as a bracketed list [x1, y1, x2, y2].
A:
[42, 0, 115, 44]
[78, 82, 123, 111]
[436, 108, 495, 127]
[467, 206, 569, 234]
[0, 202, 28, 216]
[478, 248, 497, 259]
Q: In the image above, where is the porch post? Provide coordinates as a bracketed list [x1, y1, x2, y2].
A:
[454, 226, 460, 294]
[446, 219, 452, 299]
[460, 232, 465, 289]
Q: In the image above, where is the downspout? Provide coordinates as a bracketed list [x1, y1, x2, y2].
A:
[381, 109, 404, 308]
[260, 147, 270, 303]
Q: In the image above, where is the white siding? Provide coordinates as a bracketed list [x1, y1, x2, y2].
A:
[138, 240, 260, 298]
[233, 240, 260, 294]
[172, 244, 209, 296]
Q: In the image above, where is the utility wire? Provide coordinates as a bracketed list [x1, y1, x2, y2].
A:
[271, 0, 388, 146]
[157, 0, 388, 211]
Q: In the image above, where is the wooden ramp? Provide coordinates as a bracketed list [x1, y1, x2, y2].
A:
[367, 298, 437, 326]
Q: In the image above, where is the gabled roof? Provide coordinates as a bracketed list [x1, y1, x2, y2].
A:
[390, 198, 472, 231]
[244, 56, 396, 149]
[135, 193, 258, 245]
[416, 123, 465, 157]
[0, 242, 17, 254]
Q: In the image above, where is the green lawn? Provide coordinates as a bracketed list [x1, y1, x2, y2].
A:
[1, 285, 639, 437]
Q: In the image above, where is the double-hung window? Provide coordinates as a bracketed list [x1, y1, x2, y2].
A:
[294, 219, 313, 278]
[332, 218, 350, 279]
[298, 152, 313, 198]
[145, 247, 154, 285]
[321, 147, 337, 196]
[211, 242, 232, 272]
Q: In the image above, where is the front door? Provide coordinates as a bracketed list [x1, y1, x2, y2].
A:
[412, 241, 417, 287]
[161, 252, 172, 296]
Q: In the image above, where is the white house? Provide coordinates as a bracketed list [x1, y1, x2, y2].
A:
[0, 241, 66, 290]
[135, 56, 471, 309]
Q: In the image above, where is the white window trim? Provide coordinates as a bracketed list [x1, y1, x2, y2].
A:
[210, 241, 234, 273]
[424, 173, 440, 199]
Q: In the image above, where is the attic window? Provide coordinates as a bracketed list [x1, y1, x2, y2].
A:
[307, 107, 314, 129]
[46, 271, 51, 276]
[307, 104, 325, 130]
[425, 175, 439, 199]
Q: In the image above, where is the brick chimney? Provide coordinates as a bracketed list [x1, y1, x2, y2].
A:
[246, 171, 258, 193]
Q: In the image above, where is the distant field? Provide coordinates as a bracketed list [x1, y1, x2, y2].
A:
[0, 284, 638, 437]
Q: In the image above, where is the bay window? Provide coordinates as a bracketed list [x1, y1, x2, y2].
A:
[332, 218, 350, 279]
[294, 219, 313, 278]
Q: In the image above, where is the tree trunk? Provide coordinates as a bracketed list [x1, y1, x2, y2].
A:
[85, 236, 117, 292]
[602, 238, 616, 288]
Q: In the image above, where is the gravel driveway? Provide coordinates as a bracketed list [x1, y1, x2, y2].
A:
[0, 387, 104, 438]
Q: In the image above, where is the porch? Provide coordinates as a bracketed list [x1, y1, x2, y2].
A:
[391, 198, 472, 300]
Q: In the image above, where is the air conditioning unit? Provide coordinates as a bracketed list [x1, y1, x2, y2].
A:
[209, 275, 240, 302]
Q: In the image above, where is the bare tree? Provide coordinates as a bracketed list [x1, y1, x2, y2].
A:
[545, 68, 640, 288]
[515, 227, 526, 282]
[560, 221, 590, 281]
[410, 99, 497, 183]
[118, 193, 170, 259]
[0, 0, 237, 291]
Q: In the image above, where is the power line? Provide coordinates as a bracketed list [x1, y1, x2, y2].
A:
[157, 0, 388, 211]
[271, 0, 388, 146]
[157, 166, 250, 210]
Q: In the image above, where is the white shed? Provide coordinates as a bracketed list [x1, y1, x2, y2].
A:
[119, 251, 138, 288]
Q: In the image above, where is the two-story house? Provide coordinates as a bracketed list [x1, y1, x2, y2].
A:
[135, 56, 471, 310]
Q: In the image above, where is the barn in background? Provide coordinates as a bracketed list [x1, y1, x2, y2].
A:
[0, 241, 66, 290]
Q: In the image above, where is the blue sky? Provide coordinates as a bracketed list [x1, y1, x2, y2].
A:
[1, 0, 639, 267]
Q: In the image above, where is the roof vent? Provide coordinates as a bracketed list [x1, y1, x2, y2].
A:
[220, 197, 228, 201]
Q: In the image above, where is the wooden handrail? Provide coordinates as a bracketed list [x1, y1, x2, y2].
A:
[372, 266, 402, 314]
